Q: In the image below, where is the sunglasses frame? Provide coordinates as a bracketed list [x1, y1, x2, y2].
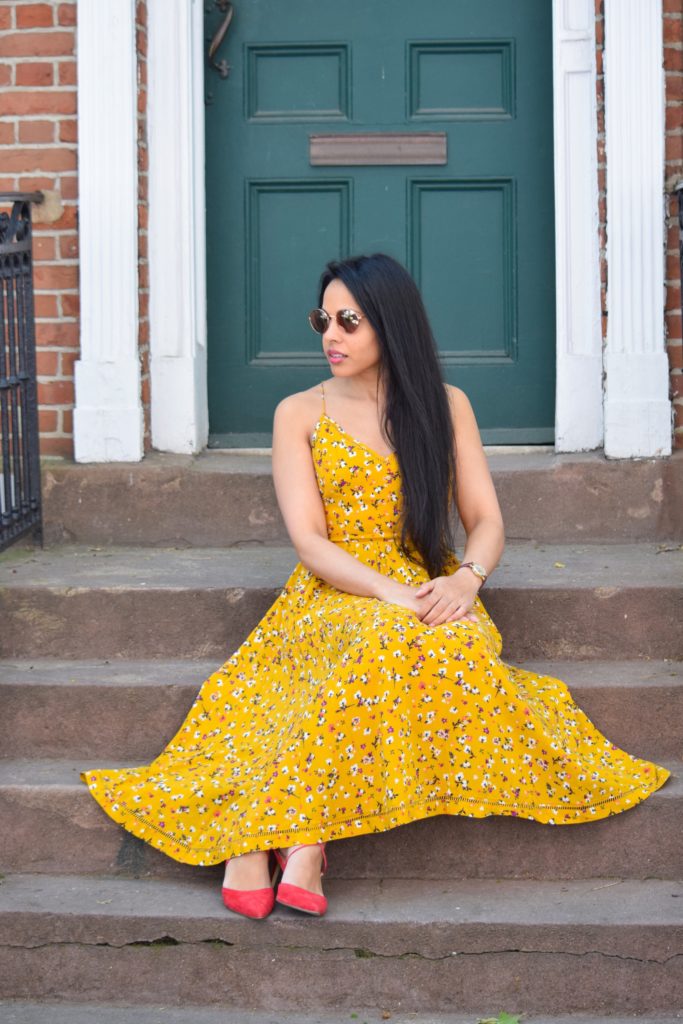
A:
[308, 307, 365, 335]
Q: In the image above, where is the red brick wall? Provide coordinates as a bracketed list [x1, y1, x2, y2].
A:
[136, 0, 150, 452]
[0, 0, 151, 457]
[664, 0, 683, 448]
[1, 1, 681, 456]
[0, 1, 78, 457]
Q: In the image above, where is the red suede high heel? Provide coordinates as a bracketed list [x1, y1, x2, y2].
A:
[274, 842, 328, 916]
[222, 849, 280, 919]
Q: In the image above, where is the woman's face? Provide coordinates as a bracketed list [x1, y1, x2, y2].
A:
[319, 279, 382, 377]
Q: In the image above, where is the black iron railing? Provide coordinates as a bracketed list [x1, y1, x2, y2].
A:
[0, 192, 44, 552]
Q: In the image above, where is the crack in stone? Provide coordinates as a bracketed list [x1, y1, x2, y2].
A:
[1, 940, 679, 965]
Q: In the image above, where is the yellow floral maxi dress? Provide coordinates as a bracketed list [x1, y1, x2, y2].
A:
[81, 400, 670, 866]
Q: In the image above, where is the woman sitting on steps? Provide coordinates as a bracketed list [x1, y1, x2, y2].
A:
[81, 252, 670, 919]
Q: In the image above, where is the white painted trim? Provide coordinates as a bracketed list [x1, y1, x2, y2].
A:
[552, 0, 603, 451]
[73, 0, 143, 463]
[603, 0, 671, 457]
[147, 0, 208, 453]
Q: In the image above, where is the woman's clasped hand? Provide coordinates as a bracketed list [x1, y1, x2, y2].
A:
[377, 569, 481, 626]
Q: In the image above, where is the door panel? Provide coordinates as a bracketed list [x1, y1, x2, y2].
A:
[205, 0, 555, 444]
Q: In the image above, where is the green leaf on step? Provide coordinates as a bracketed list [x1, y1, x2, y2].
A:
[477, 1015, 521, 1024]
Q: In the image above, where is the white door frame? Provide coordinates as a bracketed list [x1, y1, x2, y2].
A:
[73, 0, 671, 460]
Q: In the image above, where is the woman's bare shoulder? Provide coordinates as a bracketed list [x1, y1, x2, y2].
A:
[274, 383, 327, 438]
[444, 383, 476, 420]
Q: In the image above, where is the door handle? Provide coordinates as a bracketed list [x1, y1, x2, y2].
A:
[208, 1, 234, 79]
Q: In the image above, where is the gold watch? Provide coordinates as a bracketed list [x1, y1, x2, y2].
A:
[458, 561, 488, 586]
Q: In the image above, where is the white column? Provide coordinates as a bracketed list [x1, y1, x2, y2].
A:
[74, 0, 143, 463]
[552, 0, 603, 451]
[603, 0, 671, 457]
[147, 0, 208, 453]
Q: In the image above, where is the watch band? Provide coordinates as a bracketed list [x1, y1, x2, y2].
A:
[458, 561, 488, 586]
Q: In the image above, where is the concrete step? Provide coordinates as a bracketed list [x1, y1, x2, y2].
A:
[1, 658, 679, 762]
[1, 759, 678, 882]
[0, 542, 681, 660]
[0, 874, 680, 1013]
[41, 449, 683, 546]
[2, 1006, 681, 1024]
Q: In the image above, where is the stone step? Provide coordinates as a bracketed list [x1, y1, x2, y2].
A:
[0, 759, 678, 882]
[1, 658, 679, 762]
[2, 1006, 681, 1024]
[0, 874, 680, 1014]
[41, 449, 683, 546]
[0, 542, 681, 660]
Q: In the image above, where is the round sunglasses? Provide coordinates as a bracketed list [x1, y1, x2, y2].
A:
[308, 308, 365, 335]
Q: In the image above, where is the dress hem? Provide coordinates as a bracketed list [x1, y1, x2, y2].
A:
[80, 764, 671, 868]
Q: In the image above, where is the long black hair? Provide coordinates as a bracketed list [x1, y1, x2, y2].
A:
[318, 253, 457, 579]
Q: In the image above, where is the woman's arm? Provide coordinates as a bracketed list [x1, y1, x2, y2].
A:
[415, 386, 505, 625]
[271, 395, 402, 601]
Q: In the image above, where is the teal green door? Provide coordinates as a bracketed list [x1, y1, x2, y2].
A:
[205, 0, 555, 444]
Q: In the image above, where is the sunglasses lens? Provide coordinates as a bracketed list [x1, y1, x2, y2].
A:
[308, 309, 329, 334]
[338, 310, 361, 333]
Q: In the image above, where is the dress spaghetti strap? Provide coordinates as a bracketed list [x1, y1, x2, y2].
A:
[320, 381, 326, 415]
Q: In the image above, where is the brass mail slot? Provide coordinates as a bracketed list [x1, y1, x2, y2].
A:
[309, 132, 447, 166]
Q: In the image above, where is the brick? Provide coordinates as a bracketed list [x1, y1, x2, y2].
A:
[32, 234, 56, 261]
[665, 0, 683, 11]
[136, 0, 148, 28]
[0, 8, 12, 30]
[15, 61, 54, 87]
[664, 18, 683, 45]
[137, 205, 148, 231]
[16, 4, 55, 29]
[39, 435, 73, 456]
[0, 64, 12, 87]
[2, 91, 76, 116]
[666, 284, 682, 312]
[36, 350, 59, 376]
[667, 309, 683, 337]
[0, 31, 74, 58]
[665, 47, 683, 73]
[667, 253, 682, 280]
[666, 104, 683, 131]
[138, 292, 149, 319]
[58, 233, 78, 259]
[37, 379, 74, 405]
[140, 376, 151, 406]
[0, 178, 18, 191]
[34, 263, 78, 291]
[38, 408, 58, 433]
[33, 294, 58, 318]
[666, 130, 683, 162]
[58, 117, 77, 144]
[136, 26, 147, 58]
[58, 60, 76, 86]
[36, 322, 78, 347]
[60, 292, 79, 317]
[18, 120, 55, 144]
[59, 350, 77, 376]
[57, 4, 77, 28]
[668, 75, 683, 103]
[1, 147, 77, 173]
[0, 122, 14, 144]
[19, 175, 55, 192]
[58, 175, 77, 201]
[668, 343, 683, 371]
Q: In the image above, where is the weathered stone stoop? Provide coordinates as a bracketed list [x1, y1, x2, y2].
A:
[0, 451, 680, 1016]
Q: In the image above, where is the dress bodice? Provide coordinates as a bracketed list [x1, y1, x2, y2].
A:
[310, 413, 404, 545]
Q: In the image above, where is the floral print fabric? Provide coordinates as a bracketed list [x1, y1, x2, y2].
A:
[81, 404, 669, 865]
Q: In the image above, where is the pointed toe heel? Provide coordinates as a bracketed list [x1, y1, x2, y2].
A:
[221, 850, 280, 920]
[274, 842, 328, 916]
